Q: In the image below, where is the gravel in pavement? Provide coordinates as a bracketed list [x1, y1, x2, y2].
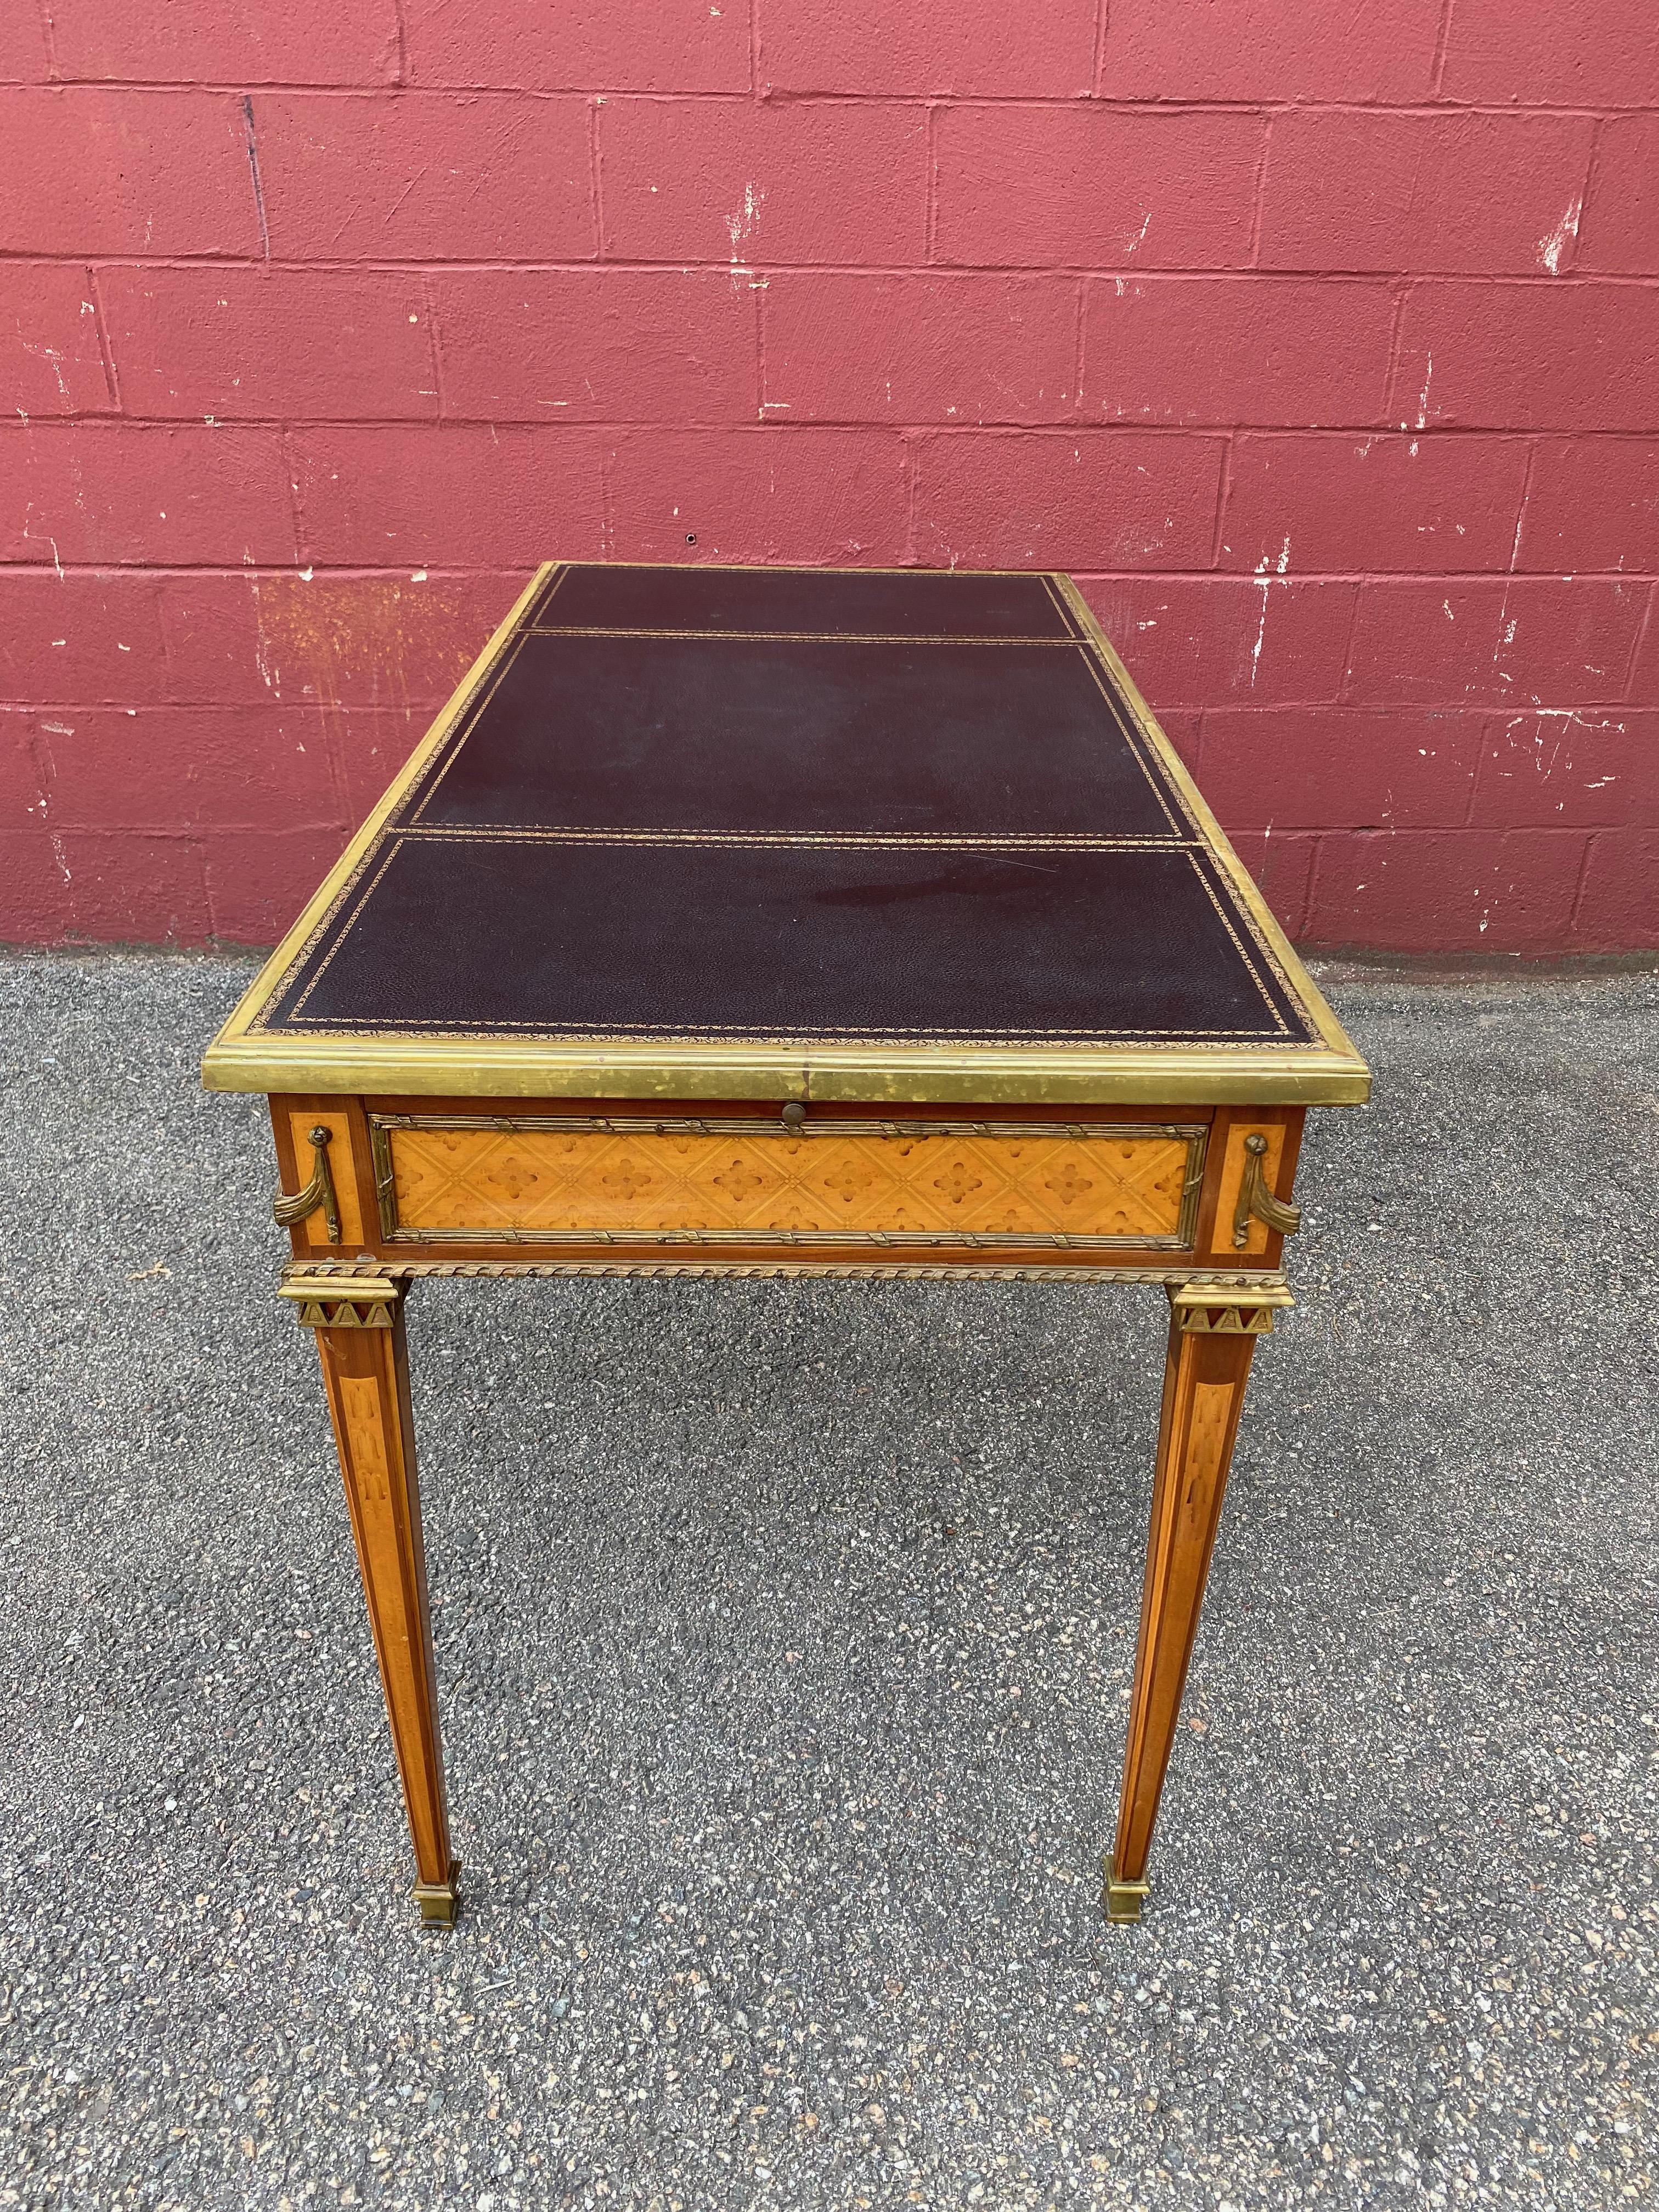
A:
[1, 952, 1655, 2210]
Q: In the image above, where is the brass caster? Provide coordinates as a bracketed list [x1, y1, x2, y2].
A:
[413, 1862, 461, 1927]
[1102, 1853, 1150, 1926]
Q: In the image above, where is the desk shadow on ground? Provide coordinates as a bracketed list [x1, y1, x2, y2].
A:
[0, 952, 1654, 2211]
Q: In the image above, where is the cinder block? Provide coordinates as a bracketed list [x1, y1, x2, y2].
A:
[154, 571, 522, 712]
[911, 430, 1225, 571]
[1440, 0, 1659, 108]
[1578, 115, 1659, 275]
[252, 92, 594, 261]
[1518, 438, 1659, 573]
[1572, 831, 1659, 949]
[235, 572, 524, 712]
[31, 707, 341, 829]
[1218, 829, 1318, 939]
[1392, 281, 1659, 433]
[99, 267, 437, 421]
[1472, 708, 1659, 828]
[432, 269, 755, 421]
[1098, 0, 1443, 100]
[1259, 110, 1596, 276]
[1201, 707, 1482, 828]
[204, 827, 349, 944]
[0, 713, 48, 822]
[763, 273, 1076, 424]
[607, 428, 909, 563]
[1346, 578, 1648, 707]
[1084, 278, 1394, 428]
[2, 265, 114, 417]
[0, 424, 295, 566]
[0, 11, 50, 80]
[935, 106, 1261, 271]
[155, 574, 279, 707]
[1219, 432, 1530, 574]
[403, 0, 750, 91]
[0, 572, 167, 704]
[1302, 829, 1587, 953]
[48, 0, 400, 83]
[1624, 585, 1659, 701]
[41, 831, 212, 944]
[0, 838, 75, 942]
[291, 425, 606, 565]
[1077, 576, 1358, 705]
[0, 90, 259, 256]
[600, 98, 927, 265]
[758, 0, 1096, 96]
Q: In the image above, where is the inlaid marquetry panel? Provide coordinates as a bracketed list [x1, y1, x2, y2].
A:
[369, 1115, 1207, 1250]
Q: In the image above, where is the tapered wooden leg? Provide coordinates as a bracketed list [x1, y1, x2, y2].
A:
[1105, 1279, 1293, 1925]
[280, 1274, 459, 1926]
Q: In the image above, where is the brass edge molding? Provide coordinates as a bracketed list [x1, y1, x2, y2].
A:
[201, 562, 560, 1083]
[201, 1036, 1372, 1105]
[381, 1226, 1197, 1252]
[1232, 1131, 1304, 1248]
[368, 1113, 1208, 1252]
[516, 557, 1082, 584]
[1049, 574, 1370, 1101]
[272, 1125, 341, 1243]
[372, 1111, 1209, 1138]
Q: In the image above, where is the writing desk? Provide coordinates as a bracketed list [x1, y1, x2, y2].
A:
[202, 562, 1368, 1928]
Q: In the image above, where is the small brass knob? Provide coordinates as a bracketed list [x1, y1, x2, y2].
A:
[781, 1102, 806, 1133]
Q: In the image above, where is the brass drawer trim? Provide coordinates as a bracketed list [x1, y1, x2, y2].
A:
[369, 1113, 1208, 1252]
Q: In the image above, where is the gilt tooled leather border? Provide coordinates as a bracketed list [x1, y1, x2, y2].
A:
[253, 834, 1316, 1047]
[246, 565, 1325, 1054]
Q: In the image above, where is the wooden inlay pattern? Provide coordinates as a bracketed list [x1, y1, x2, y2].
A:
[375, 1119, 1204, 1248]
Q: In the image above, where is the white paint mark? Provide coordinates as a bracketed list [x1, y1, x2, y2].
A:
[411, 569, 427, 582]
[41, 720, 74, 736]
[1249, 545, 1290, 691]
[1415, 352, 1434, 431]
[1538, 195, 1582, 276]
[1126, 212, 1151, 257]
[726, 180, 765, 294]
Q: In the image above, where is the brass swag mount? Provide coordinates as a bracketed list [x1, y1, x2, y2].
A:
[273, 1125, 341, 1244]
[1233, 1131, 1302, 1249]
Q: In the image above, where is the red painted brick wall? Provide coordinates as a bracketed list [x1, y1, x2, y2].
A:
[3, 1, 1656, 953]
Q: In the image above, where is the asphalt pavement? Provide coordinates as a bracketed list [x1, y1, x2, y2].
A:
[1, 951, 1654, 2211]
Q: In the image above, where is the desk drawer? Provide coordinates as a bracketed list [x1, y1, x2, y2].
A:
[369, 1112, 1207, 1253]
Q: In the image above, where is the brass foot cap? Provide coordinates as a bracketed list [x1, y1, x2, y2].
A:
[1102, 1853, 1150, 1926]
[414, 1862, 461, 1927]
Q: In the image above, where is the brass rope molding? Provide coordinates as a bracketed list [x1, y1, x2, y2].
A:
[280, 1257, 1294, 1291]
